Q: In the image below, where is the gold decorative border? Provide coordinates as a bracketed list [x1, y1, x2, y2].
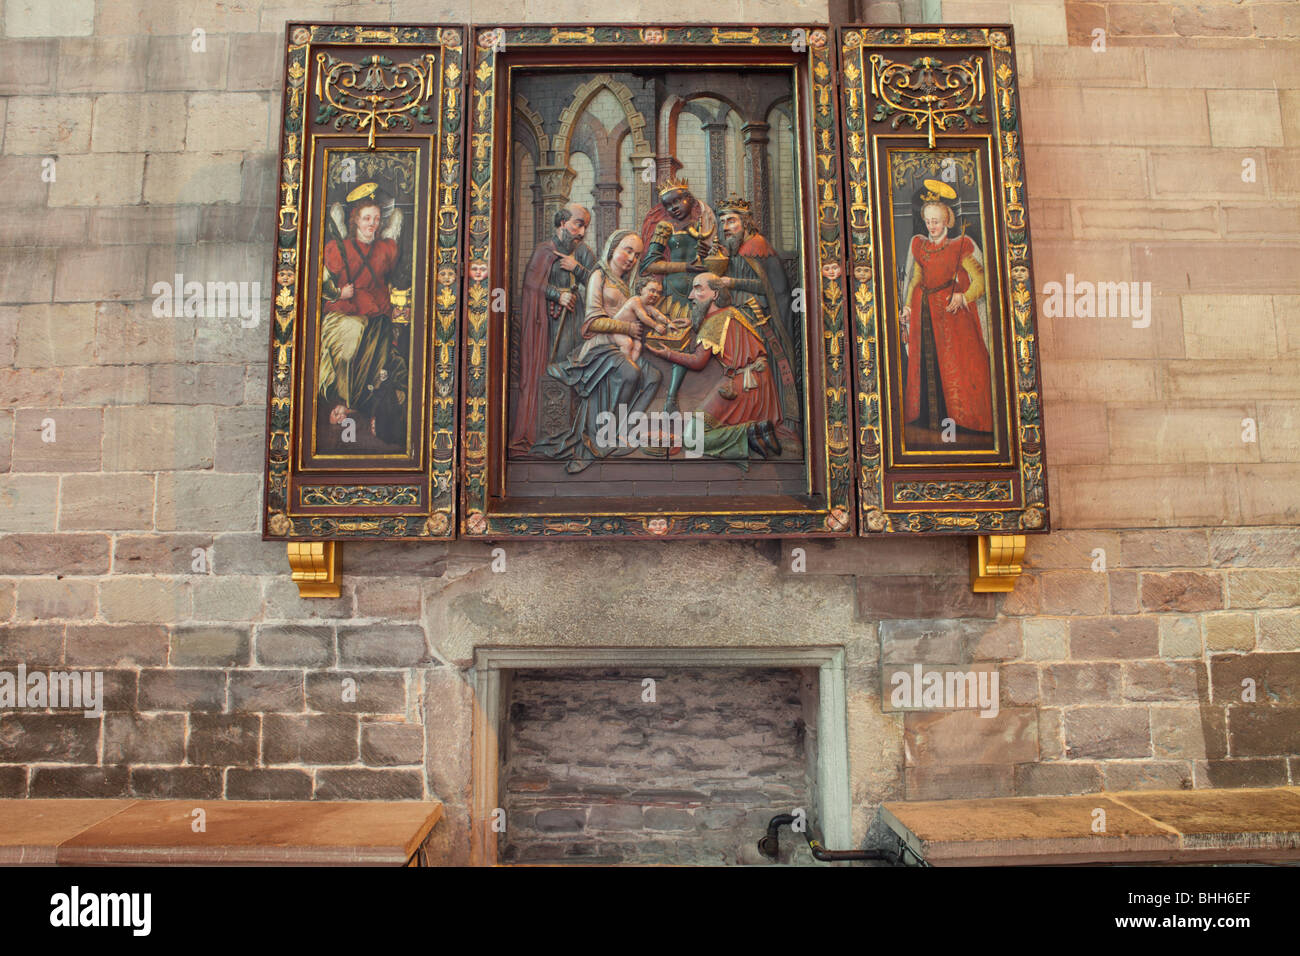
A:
[461, 24, 854, 539]
[264, 24, 464, 541]
[840, 25, 1048, 535]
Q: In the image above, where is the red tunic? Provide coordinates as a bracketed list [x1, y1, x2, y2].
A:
[672, 307, 781, 428]
[323, 237, 398, 317]
[903, 233, 993, 433]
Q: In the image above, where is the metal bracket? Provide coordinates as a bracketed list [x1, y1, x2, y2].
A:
[970, 534, 1025, 593]
[287, 541, 341, 598]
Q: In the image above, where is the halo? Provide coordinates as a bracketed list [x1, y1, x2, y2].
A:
[922, 179, 957, 200]
[346, 182, 379, 203]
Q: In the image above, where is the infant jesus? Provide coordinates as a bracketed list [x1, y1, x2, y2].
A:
[610, 276, 678, 363]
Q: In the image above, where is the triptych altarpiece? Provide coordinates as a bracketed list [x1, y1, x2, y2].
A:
[263, 22, 1049, 561]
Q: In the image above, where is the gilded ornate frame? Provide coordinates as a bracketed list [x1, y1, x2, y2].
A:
[839, 25, 1049, 535]
[263, 23, 465, 542]
[460, 24, 856, 539]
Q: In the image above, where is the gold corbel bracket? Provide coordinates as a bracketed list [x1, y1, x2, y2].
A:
[970, 534, 1025, 593]
[287, 541, 342, 598]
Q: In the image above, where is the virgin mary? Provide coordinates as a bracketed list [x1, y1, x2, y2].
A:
[531, 229, 663, 474]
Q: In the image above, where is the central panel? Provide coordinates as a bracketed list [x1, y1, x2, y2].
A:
[504, 67, 807, 496]
[459, 25, 855, 540]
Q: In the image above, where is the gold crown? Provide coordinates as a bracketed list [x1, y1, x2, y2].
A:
[657, 176, 691, 198]
[717, 194, 751, 216]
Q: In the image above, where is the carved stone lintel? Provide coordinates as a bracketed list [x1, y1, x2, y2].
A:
[970, 534, 1025, 593]
[287, 541, 341, 598]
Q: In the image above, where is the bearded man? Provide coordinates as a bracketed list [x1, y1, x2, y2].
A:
[713, 194, 801, 425]
[639, 177, 717, 413]
[646, 273, 782, 469]
[510, 203, 596, 454]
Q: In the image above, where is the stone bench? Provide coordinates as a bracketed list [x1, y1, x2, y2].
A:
[878, 787, 1300, 866]
[0, 799, 443, 866]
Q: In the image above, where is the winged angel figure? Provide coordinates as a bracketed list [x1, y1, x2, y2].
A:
[318, 181, 410, 448]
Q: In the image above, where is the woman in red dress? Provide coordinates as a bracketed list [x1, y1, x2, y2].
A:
[899, 193, 994, 435]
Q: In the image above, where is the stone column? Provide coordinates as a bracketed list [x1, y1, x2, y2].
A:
[740, 121, 772, 237]
[534, 164, 577, 235]
[628, 150, 657, 227]
[592, 180, 621, 257]
[530, 181, 545, 247]
[702, 120, 729, 207]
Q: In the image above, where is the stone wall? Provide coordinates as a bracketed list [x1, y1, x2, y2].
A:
[500, 667, 816, 865]
[0, 0, 1297, 867]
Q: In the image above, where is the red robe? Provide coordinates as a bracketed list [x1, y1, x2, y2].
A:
[902, 233, 993, 433]
[510, 240, 562, 454]
[322, 237, 397, 316]
[669, 306, 781, 428]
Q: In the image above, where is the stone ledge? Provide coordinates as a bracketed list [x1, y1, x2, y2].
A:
[0, 799, 442, 866]
[879, 787, 1300, 865]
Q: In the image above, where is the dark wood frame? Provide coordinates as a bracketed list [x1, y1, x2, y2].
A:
[460, 24, 856, 539]
[839, 24, 1050, 535]
[263, 23, 466, 541]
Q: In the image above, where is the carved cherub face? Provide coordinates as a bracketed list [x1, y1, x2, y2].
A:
[469, 261, 489, 281]
[437, 267, 456, 287]
[640, 278, 663, 307]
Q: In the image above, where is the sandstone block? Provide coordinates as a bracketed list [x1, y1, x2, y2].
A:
[47, 153, 144, 207]
[187, 714, 259, 766]
[14, 578, 95, 620]
[314, 769, 423, 800]
[256, 624, 335, 667]
[1064, 706, 1151, 759]
[361, 721, 425, 766]
[143, 152, 243, 204]
[1227, 570, 1300, 609]
[137, 668, 225, 712]
[0, 475, 59, 532]
[3, 95, 92, 153]
[98, 577, 190, 624]
[56, 36, 148, 92]
[11, 408, 101, 473]
[1140, 571, 1224, 612]
[229, 670, 304, 713]
[59, 473, 155, 531]
[170, 625, 249, 666]
[1207, 90, 1285, 148]
[129, 768, 221, 799]
[1070, 617, 1159, 659]
[104, 712, 185, 764]
[91, 93, 186, 152]
[65, 624, 167, 666]
[1204, 612, 1256, 652]
[185, 92, 268, 152]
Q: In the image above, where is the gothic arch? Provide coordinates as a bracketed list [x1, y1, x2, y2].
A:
[554, 75, 650, 160]
[513, 94, 549, 156]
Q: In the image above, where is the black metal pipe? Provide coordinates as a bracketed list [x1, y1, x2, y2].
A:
[758, 812, 917, 864]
